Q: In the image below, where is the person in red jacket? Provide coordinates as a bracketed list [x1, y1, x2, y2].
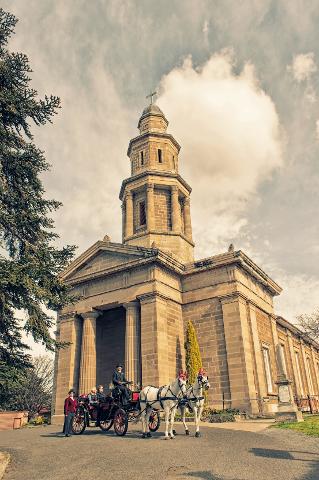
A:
[63, 389, 77, 437]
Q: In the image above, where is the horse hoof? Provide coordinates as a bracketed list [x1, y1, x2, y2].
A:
[172, 429, 177, 435]
[195, 431, 201, 438]
[185, 430, 190, 436]
[146, 432, 152, 438]
[164, 436, 170, 440]
[170, 436, 175, 439]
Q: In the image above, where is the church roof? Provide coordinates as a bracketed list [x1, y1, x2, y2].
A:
[142, 103, 163, 116]
[137, 102, 168, 129]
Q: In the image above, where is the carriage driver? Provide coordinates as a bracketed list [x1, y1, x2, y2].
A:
[112, 364, 131, 405]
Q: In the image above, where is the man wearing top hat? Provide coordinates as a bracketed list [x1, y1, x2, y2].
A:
[112, 364, 131, 405]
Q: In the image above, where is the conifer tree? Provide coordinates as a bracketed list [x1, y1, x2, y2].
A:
[0, 8, 75, 390]
[185, 320, 203, 384]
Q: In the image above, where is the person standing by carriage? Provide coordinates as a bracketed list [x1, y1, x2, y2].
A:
[63, 389, 77, 437]
[112, 364, 130, 405]
[95, 385, 105, 426]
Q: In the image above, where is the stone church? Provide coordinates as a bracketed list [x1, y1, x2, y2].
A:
[52, 102, 319, 424]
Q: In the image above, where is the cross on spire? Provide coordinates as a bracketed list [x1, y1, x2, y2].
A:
[146, 90, 157, 105]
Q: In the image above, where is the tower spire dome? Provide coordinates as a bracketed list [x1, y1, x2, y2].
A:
[120, 101, 194, 263]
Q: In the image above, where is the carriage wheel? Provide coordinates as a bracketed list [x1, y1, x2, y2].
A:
[99, 418, 114, 431]
[72, 408, 86, 435]
[148, 410, 160, 432]
[113, 408, 128, 436]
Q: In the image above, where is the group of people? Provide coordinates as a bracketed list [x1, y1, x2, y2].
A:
[62, 364, 131, 437]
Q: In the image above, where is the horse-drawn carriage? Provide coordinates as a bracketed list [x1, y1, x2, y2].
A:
[71, 383, 160, 436]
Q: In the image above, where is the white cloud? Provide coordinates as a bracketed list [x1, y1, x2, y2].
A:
[288, 52, 317, 82]
[158, 50, 284, 255]
[274, 272, 319, 323]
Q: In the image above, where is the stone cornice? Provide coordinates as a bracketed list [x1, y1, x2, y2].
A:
[276, 315, 319, 351]
[125, 230, 195, 248]
[137, 290, 175, 304]
[127, 131, 181, 157]
[184, 250, 282, 296]
[58, 311, 77, 322]
[81, 310, 101, 319]
[119, 171, 192, 200]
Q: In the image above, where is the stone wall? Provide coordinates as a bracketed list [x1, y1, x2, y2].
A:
[154, 187, 172, 232]
[166, 299, 184, 380]
[182, 297, 231, 408]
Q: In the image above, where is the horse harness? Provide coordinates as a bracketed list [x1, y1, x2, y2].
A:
[140, 381, 186, 410]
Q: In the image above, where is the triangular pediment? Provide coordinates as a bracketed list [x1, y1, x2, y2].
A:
[61, 240, 155, 283]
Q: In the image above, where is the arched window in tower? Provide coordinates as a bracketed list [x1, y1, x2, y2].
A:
[139, 201, 146, 226]
[157, 148, 162, 163]
[172, 155, 176, 169]
[140, 151, 144, 166]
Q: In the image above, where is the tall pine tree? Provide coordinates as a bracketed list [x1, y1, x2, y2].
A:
[185, 320, 203, 384]
[0, 8, 75, 397]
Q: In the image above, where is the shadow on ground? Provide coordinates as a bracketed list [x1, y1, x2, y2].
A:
[250, 447, 319, 480]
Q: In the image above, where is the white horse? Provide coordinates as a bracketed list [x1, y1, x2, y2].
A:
[139, 371, 188, 439]
[180, 369, 210, 437]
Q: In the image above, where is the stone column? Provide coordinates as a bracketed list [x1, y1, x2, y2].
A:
[124, 301, 141, 387]
[125, 191, 133, 238]
[139, 292, 169, 387]
[247, 304, 268, 407]
[300, 341, 311, 394]
[310, 346, 319, 395]
[79, 311, 99, 394]
[270, 316, 279, 383]
[146, 183, 155, 232]
[121, 203, 125, 243]
[183, 196, 193, 240]
[52, 312, 82, 424]
[171, 185, 181, 233]
[221, 295, 259, 414]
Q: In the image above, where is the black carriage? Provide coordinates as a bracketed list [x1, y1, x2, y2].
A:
[72, 384, 160, 436]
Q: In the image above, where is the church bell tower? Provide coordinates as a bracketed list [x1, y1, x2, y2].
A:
[119, 99, 194, 263]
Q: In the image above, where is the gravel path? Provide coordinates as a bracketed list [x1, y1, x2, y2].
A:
[0, 423, 318, 480]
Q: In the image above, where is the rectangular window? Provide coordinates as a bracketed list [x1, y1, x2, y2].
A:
[140, 151, 144, 166]
[306, 357, 314, 395]
[295, 351, 304, 396]
[262, 346, 273, 393]
[158, 149, 162, 163]
[139, 201, 146, 226]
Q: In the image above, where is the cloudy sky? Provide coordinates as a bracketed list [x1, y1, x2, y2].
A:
[3, 0, 319, 352]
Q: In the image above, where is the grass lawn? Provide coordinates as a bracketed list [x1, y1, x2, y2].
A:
[273, 414, 319, 437]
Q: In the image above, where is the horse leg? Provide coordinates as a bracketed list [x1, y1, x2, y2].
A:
[164, 406, 170, 439]
[146, 407, 153, 438]
[169, 406, 177, 439]
[195, 404, 203, 437]
[141, 410, 147, 438]
[194, 406, 201, 437]
[181, 406, 189, 435]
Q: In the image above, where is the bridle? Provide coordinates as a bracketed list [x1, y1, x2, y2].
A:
[197, 375, 209, 391]
[177, 378, 187, 396]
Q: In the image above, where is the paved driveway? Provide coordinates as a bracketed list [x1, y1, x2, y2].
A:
[0, 423, 318, 480]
